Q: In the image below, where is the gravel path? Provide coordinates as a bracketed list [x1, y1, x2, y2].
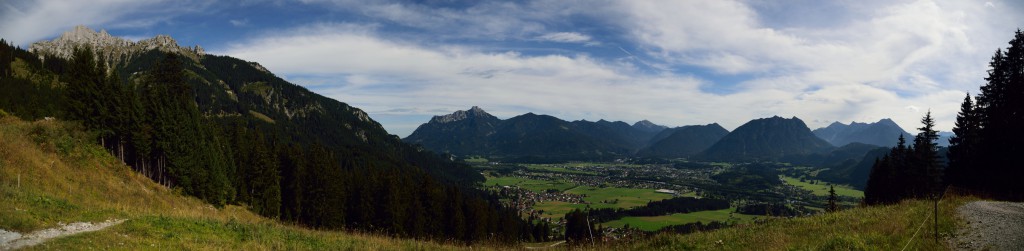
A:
[0, 219, 124, 250]
[951, 201, 1024, 251]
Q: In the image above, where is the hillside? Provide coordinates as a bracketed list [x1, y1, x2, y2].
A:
[1, 26, 540, 243]
[698, 116, 833, 161]
[636, 123, 729, 158]
[0, 116, 479, 250]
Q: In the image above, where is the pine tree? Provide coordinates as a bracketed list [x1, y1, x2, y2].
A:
[946, 94, 980, 188]
[912, 111, 942, 198]
[972, 29, 1024, 199]
[826, 185, 839, 212]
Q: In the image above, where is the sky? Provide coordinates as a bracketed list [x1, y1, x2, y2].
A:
[2, 0, 1022, 137]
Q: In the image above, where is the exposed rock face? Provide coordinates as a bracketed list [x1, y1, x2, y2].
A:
[430, 106, 491, 124]
[632, 119, 668, 133]
[29, 25, 205, 66]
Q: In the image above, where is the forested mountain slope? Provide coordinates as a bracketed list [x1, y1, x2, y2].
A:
[0, 26, 545, 243]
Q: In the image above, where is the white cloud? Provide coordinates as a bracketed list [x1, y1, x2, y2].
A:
[612, 0, 1021, 132]
[230, 19, 249, 27]
[219, 20, 976, 137]
[536, 32, 593, 43]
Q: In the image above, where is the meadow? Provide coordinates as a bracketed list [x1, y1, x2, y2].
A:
[482, 176, 577, 192]
[781, 175, 864, 197]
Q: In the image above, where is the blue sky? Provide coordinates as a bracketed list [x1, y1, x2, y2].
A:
[2, 0, 1023, 137]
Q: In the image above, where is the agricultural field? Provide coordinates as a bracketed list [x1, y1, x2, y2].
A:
[482, 176, 576, 192]
[533, 201, 590, 218]
[565, 186, 673, 209]
[781, 176, 863, 198]
[463, 156, 489, 163]
[603, 208, 760, 231]
[522, 164, 598, 175]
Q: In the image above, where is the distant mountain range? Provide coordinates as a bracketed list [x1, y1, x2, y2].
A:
[404, 107, 950, 177]
[812, 119, 913, 147]
[697, 116, 834, 162]
[812, 119, 954, 147]
[636, 124, 729, 158]
[404, 107, 665, 161]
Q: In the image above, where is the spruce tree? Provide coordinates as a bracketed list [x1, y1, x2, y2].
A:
[912, 111, 942, 198]
[946, 94, 980, 188]
[973, 29, 1024, 199]
[826, 185, 839, 212]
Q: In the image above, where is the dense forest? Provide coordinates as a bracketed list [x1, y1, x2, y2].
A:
[865, 29, 1024, 204]
[0, 41, 547, 243]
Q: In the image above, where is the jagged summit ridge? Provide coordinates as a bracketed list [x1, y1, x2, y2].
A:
[632, 119, 667, 133]
[29, 25, 205, 65]
[430, 106, 494, 123]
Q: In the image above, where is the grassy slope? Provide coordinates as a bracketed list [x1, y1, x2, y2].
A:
[620, 196, 970, 250]
[0, 117, 485, 250]
[604, 208, 759, 232]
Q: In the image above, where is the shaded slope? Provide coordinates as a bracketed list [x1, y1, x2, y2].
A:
[699, 116, 833, 161]
[637, 123, 729, 158]
[404, 108, 658, 161]
[812, 119, 913, 147]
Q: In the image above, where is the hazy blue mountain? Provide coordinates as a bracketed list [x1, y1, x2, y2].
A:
[572, 119, 660, 150]
[937, 131, 954, 147]
[404, 109, 662, 161]
[636, 123, 729, 158]
[812, 119, 913, 147]
[698, 116, 834, 161]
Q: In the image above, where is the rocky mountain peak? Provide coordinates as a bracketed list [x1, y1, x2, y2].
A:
[632, 119, 667, 133]
[430, 106, 495, 124]
[29, 25, 205, 67]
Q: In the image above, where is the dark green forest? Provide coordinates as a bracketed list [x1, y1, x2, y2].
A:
[0, 41, 547, 243]
[864, 29, 1024, 204]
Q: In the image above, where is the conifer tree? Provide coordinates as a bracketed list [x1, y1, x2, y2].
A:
[826, 185, 839, 212]
[946, 94, 980, 188]
[912, 111, 942, 198]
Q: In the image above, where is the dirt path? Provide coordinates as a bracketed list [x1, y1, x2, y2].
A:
[0, 219, 124, 250]
[951, 201, 1024, 251]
